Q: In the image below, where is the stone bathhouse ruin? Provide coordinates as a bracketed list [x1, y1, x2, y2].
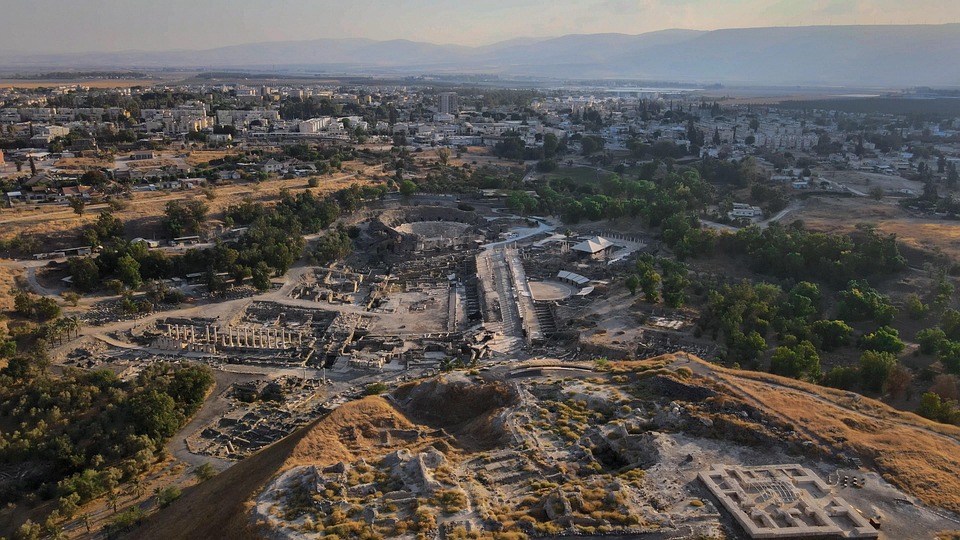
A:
[699, 464, 879, 539]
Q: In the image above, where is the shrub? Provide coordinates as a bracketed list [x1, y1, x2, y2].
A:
[156, 485, 182, 508]
[364, 382, 388, 395]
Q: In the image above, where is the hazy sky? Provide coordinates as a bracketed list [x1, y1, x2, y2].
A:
[2, 0, 958, 53]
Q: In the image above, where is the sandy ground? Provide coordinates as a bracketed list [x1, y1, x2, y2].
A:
[824, 170, 924, 193]
[0, 166, 380, 247]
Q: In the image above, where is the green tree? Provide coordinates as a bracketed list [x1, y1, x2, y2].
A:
[823, 366, 859, 390]
[769, 340, 820, 381]
[506, 191, 538, 215]
[163, 199, 208, 238]
[905, 294, 930, 320]
[68, 197, 86, 216]
[728, 330, 767, 368]
[942, 308, 960, 340]
[625, 274, 640, 296]
[68, 257, 100, 292]
[436, 147, 450, 166]
[859, 350, 898, 393]
[251, 261, 272, 291]
[581, 136, 604, 155]
[860, 326, 905, 354]
[115, 254, 142, 289]
[399, 179, 418, 197]
[661, 268, 687, 307]
[364, 382, 389, 395]
[543, 133, 559, 158]
[127, 390, 182, 441]
[640, 269, 661, 303]
[80, 169, 108, 188]
[917, 392, 959, 424]
[34, 297, 62, 322]
[916, 327, 947, 355]
[811, 319, 852, 351]
[14, 519, 42, 540]
[57, 493, 80, 519]
[837, 280, 896, 325]
[939, 340, 960, 375]
[786, 281, 822, 320]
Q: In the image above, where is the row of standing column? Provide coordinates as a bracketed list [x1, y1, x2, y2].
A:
[166, 324, 303, 349]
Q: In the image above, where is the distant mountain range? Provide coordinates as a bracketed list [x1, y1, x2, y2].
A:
[2, 24, 959, 87]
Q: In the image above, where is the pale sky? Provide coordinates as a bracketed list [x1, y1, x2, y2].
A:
[1, 0, 957, 54]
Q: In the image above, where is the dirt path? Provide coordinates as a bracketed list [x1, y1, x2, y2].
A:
[25, 266, 59, 297]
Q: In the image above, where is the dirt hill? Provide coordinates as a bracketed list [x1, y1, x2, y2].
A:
[135, 397, 435, 540]
[132, 356, 960, 539]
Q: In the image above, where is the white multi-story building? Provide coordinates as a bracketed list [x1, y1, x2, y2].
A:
[438, 92, 459, 115]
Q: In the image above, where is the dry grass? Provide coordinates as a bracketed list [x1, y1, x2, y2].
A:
[0, 173, 375, 247]
[284, 397, 444, 470]
[184, 151, 233, 167]
[135, 397, 442, 540]
[53, 157, 113, 173]
[0, 266, 23, 312]
[695, 358, 960, 513]
[795, 196, 960, 260]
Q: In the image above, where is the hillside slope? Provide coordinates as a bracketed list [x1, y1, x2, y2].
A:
[133, 356, 960, 539]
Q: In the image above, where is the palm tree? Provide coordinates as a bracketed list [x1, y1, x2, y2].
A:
[130, 478, 145, 499]
[65, 315, 82, 339]
[47, 319, 66, 346]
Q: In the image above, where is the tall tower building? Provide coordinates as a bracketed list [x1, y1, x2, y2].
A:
[438, 92, 459, 115]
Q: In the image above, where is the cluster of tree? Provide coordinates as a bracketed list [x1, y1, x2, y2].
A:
[492, 132, 565, 162]
[821, 351, 906, 395]
[917, 391, 960, 425]
[836, 280, 898, 325]
[914, 308, 960, 376]
[65, 182, 380, 297]
[625, 255, 689, 308]
[414, 165, 525, 194]
[727, 223, 906, 287]
[492, 133, 542, 161]
[45, 89, 206, 121]
[13, 290, 62, 322]
[699, 280, 818, 370]
[310, 228, 355, 265]
[283, 143, 357, 173]
[698, 157, 765, 188]
[625, 138, 691, 160]
[532, 168, 713, 231]
[0, 360, 212, 509]
[162, 199, 209, 238]
[694, 276, 916, 396]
